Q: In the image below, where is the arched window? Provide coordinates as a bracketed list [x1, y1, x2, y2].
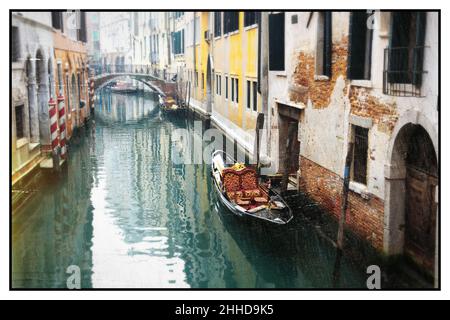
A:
[35, 50, 45, 89]
[48, 58, 54, 98]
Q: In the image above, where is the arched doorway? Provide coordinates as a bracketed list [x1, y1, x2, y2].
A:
[404, 125, 438, 271]
[387, 122, 438, 275]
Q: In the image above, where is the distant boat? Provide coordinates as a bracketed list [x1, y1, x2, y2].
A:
[211, 150, 293, 225]
[111, 81, 138, 94]
[159, 95, 183, 113]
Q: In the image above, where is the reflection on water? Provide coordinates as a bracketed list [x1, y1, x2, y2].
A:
[13, 89, 417, 288]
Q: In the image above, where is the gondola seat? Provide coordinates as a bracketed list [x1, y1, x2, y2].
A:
[222, 168, 268, 205]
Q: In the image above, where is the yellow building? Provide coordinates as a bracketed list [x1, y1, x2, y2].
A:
[182, 12, 261, 153]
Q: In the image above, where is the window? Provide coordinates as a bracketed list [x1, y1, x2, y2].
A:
[15, 105, 25, 139]
[12, 26, 20, 62]
[246, 80, 258, 110]
[216, 74, 221, 96]
[235, 78, 239, 103]
[193, 17, 201, 45]
[215, 74, 218, 94]
[231, 77, 239, 103]
[387, 12, 426, 85]
[214, 12, 222, 37]
[174, 12, 184, 19]
[77, 12, 87, 43]
[231, 77, 235, 102]
[51, 12, 63, 29]
[225, 76, 228, 99]
[348, 12, 373, 80]
[316, 12, 332, 77]
[269, 12, 285, 71]
[252, 81, 257, 111]
[246, 80, 251, 109]
[172, 29, 185, 54]
[244, 11, 260, 27]
[224, 11, 239, 34]
[352, 126, 369, 185]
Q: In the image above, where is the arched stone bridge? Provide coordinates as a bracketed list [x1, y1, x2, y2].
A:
[89, 65, 177, 98]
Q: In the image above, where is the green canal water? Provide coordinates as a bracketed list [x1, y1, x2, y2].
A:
[12, 89, 429, 289]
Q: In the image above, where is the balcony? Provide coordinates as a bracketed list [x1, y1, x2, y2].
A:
[383, 46, 428, 97]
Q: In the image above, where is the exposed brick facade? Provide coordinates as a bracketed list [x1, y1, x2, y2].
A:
[287, 38, 399, 252]
[290, 38, 349, 108]
[349, 87, 399, 134]
[299, 157, 384, 250]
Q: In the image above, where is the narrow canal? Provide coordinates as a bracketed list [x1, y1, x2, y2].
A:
[12, 89, 429, 289]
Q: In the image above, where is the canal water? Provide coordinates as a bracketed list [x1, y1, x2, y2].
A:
[12, 89, 429, 289]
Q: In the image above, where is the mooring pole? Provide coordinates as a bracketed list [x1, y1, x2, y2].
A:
[337, 142, 354, 250]
[281, 122, 297, 193]
[255, 113, 265, 175]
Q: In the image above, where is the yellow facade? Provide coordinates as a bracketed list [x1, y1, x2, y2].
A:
[186, 12, 260, 134]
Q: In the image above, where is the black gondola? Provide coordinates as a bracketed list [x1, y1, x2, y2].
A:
[211, 150, 293, 225]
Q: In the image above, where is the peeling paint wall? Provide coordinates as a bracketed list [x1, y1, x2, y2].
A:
[268, 11, 439, 252]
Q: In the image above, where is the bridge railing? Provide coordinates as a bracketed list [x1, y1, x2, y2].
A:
[89, 64, 178, 82]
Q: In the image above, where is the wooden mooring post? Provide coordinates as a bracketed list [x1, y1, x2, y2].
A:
[255, 113, 265, 175]
[281, 122, 297, 194]
[336, 142, 354, 251]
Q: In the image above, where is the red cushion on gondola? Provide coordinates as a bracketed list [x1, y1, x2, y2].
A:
[223, 170, 241, 192]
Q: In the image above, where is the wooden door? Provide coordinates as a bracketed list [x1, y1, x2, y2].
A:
[405, 166, 437, 271]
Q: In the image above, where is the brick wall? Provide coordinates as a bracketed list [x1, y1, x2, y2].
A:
[299, 156, 384, 250]
[290, 38, 349, 108]
[349, 86, 399, 134]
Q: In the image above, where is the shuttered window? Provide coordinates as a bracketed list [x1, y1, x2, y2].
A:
[172, 29, 185, 54]
[269, 12, 285, 71]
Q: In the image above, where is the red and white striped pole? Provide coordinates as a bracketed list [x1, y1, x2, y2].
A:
[57, 94, 67, 159]
[49, 97, 59, 154]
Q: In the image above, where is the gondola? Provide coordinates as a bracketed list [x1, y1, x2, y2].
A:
[158, 95, 184, 113]
[211, 150, 293, 225]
